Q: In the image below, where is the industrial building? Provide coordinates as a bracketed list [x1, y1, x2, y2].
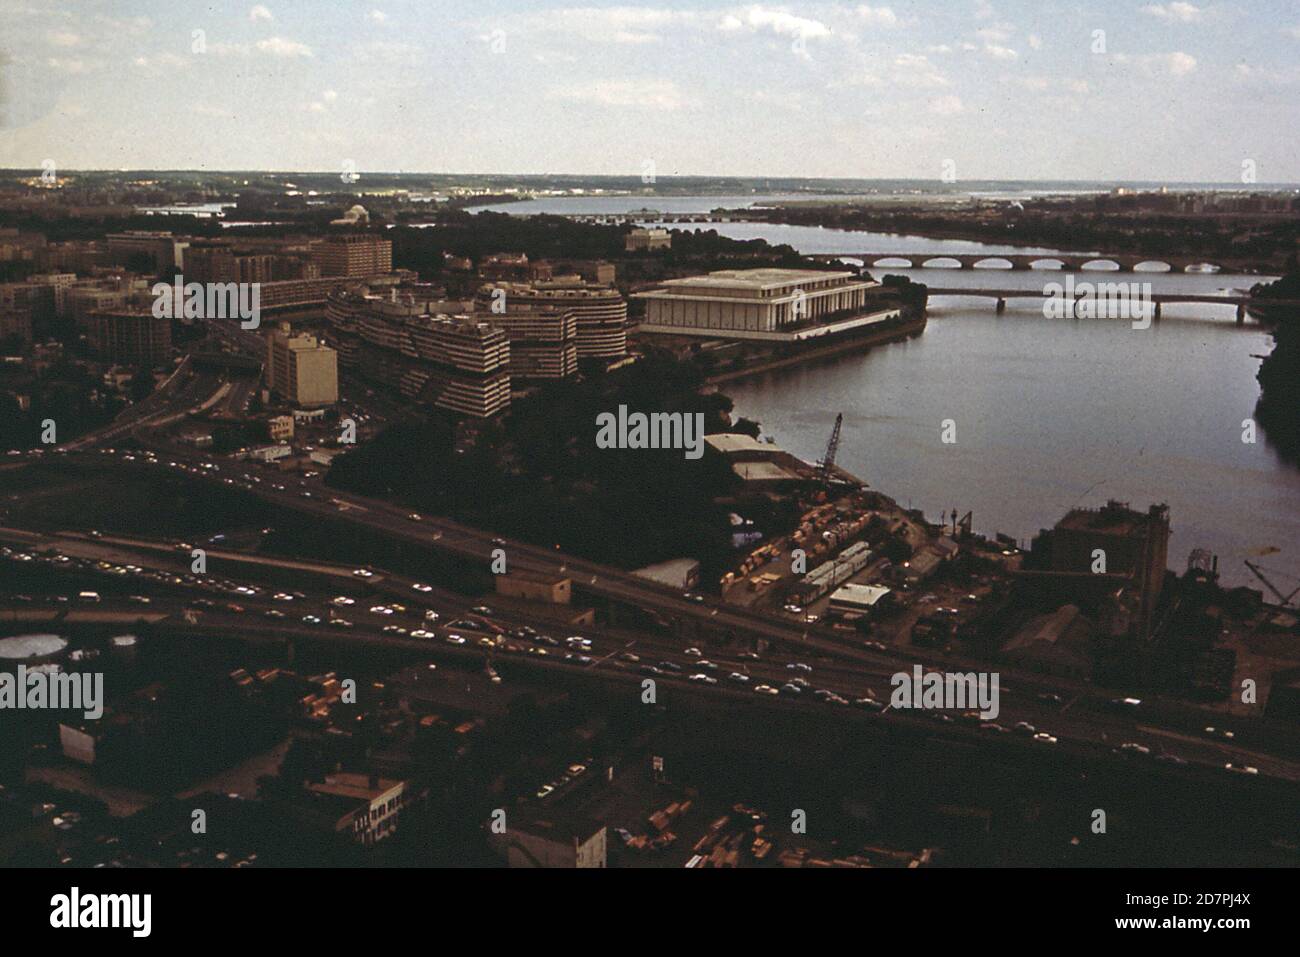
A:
[1030, 500, 1171, 638]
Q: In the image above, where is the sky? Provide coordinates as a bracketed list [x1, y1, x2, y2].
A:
[0, 0, 1298, 182]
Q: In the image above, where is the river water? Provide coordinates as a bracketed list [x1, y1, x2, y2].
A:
[682, 222, 1298, 590]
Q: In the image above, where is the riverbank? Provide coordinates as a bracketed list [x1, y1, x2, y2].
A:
[704, 313, 928, 385]
[718, 204, 1293, 274]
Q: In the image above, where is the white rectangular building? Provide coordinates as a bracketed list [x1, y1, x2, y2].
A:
[636, 268, 891, 341]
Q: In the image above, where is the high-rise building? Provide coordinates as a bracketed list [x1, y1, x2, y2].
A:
[324, 287, 509, 417]
[310, 234, 393, 277]
[402, 318, 511, 418]
[475, 279, 628, 360]
[266, 325, 339, 408]
[106, 231, 184, 274]
[484, 308, 578, 380]
[86, 310, 172, 365]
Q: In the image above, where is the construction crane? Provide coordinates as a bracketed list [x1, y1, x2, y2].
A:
[1243, 560, 1300, 610]
[818, 413, 843, 483]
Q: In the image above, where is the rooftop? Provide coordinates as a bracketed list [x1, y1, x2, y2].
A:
[657, 267, 857, 291]
[705, 433, 782, 456]
[830, 583, 893, 607]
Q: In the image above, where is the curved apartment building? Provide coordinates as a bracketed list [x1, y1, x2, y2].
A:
[475, 280, 628, 359]
[325, 288, 510, 418]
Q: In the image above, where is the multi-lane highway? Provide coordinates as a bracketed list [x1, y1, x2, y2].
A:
[4, 513, 1300, 785]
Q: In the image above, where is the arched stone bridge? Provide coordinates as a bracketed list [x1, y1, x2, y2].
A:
[809, 252, 1275, 274]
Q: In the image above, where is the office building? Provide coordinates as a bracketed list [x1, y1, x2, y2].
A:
[310, 234, 393, 277]
[106, 230, 185, 273]
[266, 326, 339, 408]
[86, 310, 172, 365]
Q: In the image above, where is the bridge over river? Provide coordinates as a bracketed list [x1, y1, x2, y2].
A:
[923, 287, 1300, 323]
[809, 251, 1278, 274]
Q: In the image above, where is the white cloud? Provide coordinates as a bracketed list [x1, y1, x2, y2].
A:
[323, 89, 338, 102]
[1027, 33, 1041, 49]
[1234, 63, 1300, 85]
[249, 5, 274, 23]
[47, 31, 81, 48]
[887, 53, 950, 87]
[856, 6, 899, 27]
[984, 44, 1018, 60]
[1112, 50, 1197, 76]
[928, 94, 963, 115]
[976, 24, 1013, 43]
[1140, 3, 1203, 23]
[366, 10, 388, 24]
[719, 7, 831, 42]
[520, 7, 689, 45]
[550, 78, 684, 110]
[45, 57, 90, 74]
[256, 37, 313, 58]
[132, 53, 189, 72]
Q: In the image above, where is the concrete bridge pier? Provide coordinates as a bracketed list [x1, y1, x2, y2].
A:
[1237, 304, 1246, 325]
[995, 297, 1006, 315]
[1153, 303, 1162, 323]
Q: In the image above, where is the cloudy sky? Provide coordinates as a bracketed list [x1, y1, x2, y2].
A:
[1, 0, 1297, 182]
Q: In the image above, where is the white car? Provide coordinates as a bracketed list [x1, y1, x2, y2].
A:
[331, 596, 355, 607]
[727, 672, 750, 684]
[445, 634, 466, 645]
[410, 629, 435, 639]
[352, 568, 374, 578]
[370, 605, 394, 616]
[412, 583, 433, 593]
[1032, 732, 1058, 745]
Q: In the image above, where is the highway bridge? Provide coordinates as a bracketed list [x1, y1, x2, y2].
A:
[8, 450, 1300, 779]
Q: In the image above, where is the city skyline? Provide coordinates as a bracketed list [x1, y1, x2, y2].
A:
[2, 0, 1299, 182]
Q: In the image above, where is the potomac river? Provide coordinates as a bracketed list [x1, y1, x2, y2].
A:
[696, 222, 1298, 590]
